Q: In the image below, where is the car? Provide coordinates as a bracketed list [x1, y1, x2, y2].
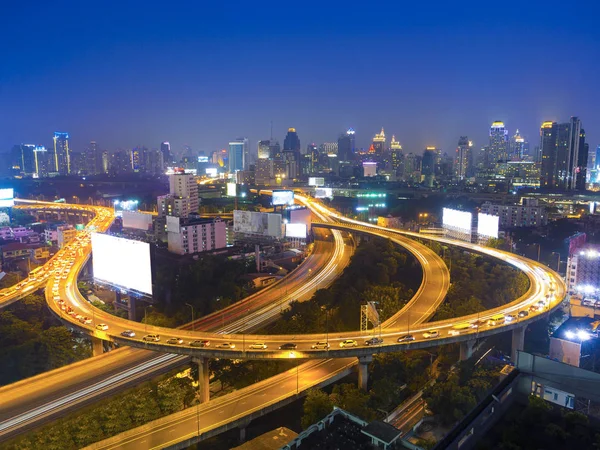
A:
[518, 310, 529, 318]
[249, 342, 267, 349]
[364, 337, 383, 346]
[96, 323, 108, 331]
[190, 339, 210, 347]
[279, 343, 297, 350]
[448, 330, 460, 336]
[422, 330, 439, 339]
[67, 309, 76, 316]
[143, 334, 160, 342]
[311, 341, 330, 349]
[60, 303, 67, 311]
[167, 337, 184, 345]
[397, 334, 415, 342]
[216, 342, 236, 349]
[75, 314, 83, 321]
[506, 314, 517, 322]
[80, 317, 92, 324]
[121, 330, 136, 337]
[529, 305, 539, 312]
[339, 339, 358, 348]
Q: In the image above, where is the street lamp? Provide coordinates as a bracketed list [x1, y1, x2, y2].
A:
[321, 305, 329, 346]
[186, 303, 195, 332]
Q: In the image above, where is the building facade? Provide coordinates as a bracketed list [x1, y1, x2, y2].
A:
[480, 198, 547, 228]
[167, 217, 227, 255]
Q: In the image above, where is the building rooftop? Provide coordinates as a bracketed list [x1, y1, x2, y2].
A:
[232, 427, 297, 450]
[361, 420, 403, 446]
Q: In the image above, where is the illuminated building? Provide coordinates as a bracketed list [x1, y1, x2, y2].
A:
[322, 142, 338, 155]
[337, 130, 354, 162]
[510, 130, 528, 160]
[158, 172, 199, 219]
[257, 140, 271, 159]
[401, 153, 421, 184]
[372, 128, 385, 156]
[228, 138, 247, 173]
[494, 160, 541, 188]
[488, 121, 508, 166]
[19, 144, 36, 176]
[422, 148, 436, 186]
[160, 142, 172, 167]
[167, 217, 227, 255]
[283, 129, 300, 179]
[541, 118, 587, 190]
[480, 198, 547, 228]
[83, 141, 103, 175]
[454, 136, 470, 180]
[390, 150, 403, 173]
[52, 132, 70, 175]
[131, 146, 148, 173]
[390, 135, 402, 151]
[283, 128, 300, 152]
[567, 245, 600, 295]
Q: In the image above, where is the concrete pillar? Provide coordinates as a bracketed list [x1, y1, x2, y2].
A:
[238, 419, 251, 443]
[459, 340, 476, 361]
[92, 336, 104, 357]
[127, 295, 136, 321]
[193, 357, 210, 403]
[511, 326, 526, 363]
[357, 355, 373, 391]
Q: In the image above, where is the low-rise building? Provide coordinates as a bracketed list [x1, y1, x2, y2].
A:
[566, 245, 600, 295]
[480, 198, 547, 228]
[167, 216, 227, 255]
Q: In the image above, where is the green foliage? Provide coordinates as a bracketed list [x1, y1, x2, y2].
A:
[301, 389, 334, 429]
[0, 272, 20, 289]
[0, 293, 90, 386]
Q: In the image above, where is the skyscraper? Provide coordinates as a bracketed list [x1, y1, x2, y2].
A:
[83, 141, 102, 174]
[510, 130, 528, 160]
[488, 121, 508, 166]
[540, 121, 558, 188]
[576, 128, 588, 191]
[372, 128, 386, 156]
[337, 130, 354, 162]
[540, 118, 586, 190]
[53, 132, 70, 175]
[283, 128, 301, 152]
[257, 140, 271, 159]
[422, 148, 437, 186]
[390, 135, 402, 151]
[160, 142, 172, 168]
[228, 138, 247, 173]
[454, 136, 470, 180]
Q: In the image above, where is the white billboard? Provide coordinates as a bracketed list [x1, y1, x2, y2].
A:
[272, 190, 294, 206]
[308, 177, 325, 187]
[0, 188, 15, 207]
[226, 182, 237, 197]
[290, 207, 312, 231]
[442, 208, 472, 232]
[122, 210, 153, 231]
[91, 233, 152, 295]
[206, 167, 218, 177]
[315, 188, 333, 199]
[477, 213, 499, 238]
[286, 223, 307, 238]
[233, 210, 282, 238]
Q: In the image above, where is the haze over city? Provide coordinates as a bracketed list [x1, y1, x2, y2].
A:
[2, 1, 599, 154]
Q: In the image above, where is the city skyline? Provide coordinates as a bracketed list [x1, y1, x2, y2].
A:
[2, 2, 599, 154]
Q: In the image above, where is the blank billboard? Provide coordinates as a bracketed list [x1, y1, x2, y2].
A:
[286, 223, 307, 238]
[0, 188, 15, 207]
[233, 210, 282, 238]
[308, 177, 325, 187]
[477, 213, 499, 238]
[442, 208, 472, 232]
[91, 233, 152, 295]
[122, 210, 153, 230]
[272, 190, 294, 206]
[227, 182, 237, 197]
[315, 188, 333, 199]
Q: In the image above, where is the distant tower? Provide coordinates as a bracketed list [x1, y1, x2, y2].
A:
[283, 128, 301, 151]
[160, 142, 172, 167]
[372, 128, 386, 156]
[390, 135, 402, 151]
[228, 138, 247, 173]
[53, 132, 70, 174]
[510, 130, 527, 161]
[488, 121, 508, 166]
[454, 136, 469, 180]
[337, 129, 355, 162]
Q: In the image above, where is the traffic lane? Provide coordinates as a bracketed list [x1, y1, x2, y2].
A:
[87, 358, 356, 450]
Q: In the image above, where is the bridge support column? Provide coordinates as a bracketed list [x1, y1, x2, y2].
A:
[511, 325, 526, 363]
[357, 355, 373, 391]
[127, 295, 136, 321]
[193, 357, 210, 403]
[239, 419, 252, 443]
[91, 336, 104, 357]
[460, 340, 476, 361]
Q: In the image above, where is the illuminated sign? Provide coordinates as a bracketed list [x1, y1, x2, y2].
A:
[285, 223, 307, 239]
[227, 182, 237, 197]
[477, 213, 499, 238]
[308, 177, 325, 187]
[206, 168, 218, 177]
[272, 190, 294, 206]
[315, 188, 333, 199]
[442, 208, 472, 232]
[0, 188, 15, 208]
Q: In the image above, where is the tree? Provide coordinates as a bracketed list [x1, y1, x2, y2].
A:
[302, 389, 334, 429]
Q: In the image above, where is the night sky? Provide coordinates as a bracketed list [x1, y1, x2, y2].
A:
[2, 1, 599, 157]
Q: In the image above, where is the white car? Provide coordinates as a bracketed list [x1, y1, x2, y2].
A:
[249, 343, 267, 349]
[339, 339, 358, 348]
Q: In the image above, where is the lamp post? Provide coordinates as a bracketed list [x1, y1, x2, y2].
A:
[321, 305, 329, 346]
[186, 303, 195, 332]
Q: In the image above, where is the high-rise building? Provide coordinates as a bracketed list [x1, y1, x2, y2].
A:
[422, 148, 436, 186]
[228, 138, 247, 173]
[283, 128, 301, 152]
[160, 142, 172, 168]
[83, 141, 102, 175]
[20, 144, 36, 176]
[540, 121, 557, 188]
[347, 128, 355, 154]
[510, 130, 528, 161]
[52, 132, 70, 175]
[454, 136, 470, 180]
[145, 148, 165, 175]
[131, 146, 148, 173]
[541, 117, 586, 190]
[257, 140, 271, 159]
[372, 128, 386, 156]
[160, 171, 199, 218]
[338, 132, 353, 162]
[488, 121, 508, 166]
[322, 142, 338, 155]
[390, 135, 402, 151]
[108, 149, 133, 175]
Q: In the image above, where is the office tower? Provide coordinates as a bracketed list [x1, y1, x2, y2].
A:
[338, 132, 352, 161]
[390, 150, 403, 174]
[108, 149, 133, 175]
[454, 136, 470, 180]
[228, 138, 247, 173]
[576, 128, 588, 191]
[307, 143, 319, 173]
[402, 153, 422, 183]
[422, 148, 436, 186]
[257, 140, 271, 159]
[347, 128, 356, 153]
[540, 121, 558, 188]
[270, 140, 282, 160]
[131, 146, 148, 173]
[510, 130, 528, 160]
[83, 141, 101, 175]
[146, 148, 165, 175]
[160, 142, 172, 167]
[69, 152, 84, 174]
[283, 128, 301, 152]
[53, 132, 70, 175]
[488, 121, 508, 166]
[101, 151, 109, 173]
[390, 135, 402, 151]
[322, 142, 338, 155]
[20, 144, 36, 176]
[372, 128, 386, 156]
